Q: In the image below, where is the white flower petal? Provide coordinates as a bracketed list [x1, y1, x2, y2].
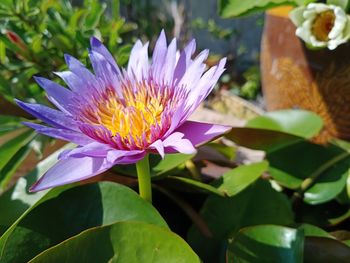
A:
[329, 6, 347, 39]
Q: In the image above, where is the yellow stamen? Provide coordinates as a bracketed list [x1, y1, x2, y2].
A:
[80, 82, 176, 148]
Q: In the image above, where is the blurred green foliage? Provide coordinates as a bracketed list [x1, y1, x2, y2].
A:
[0, 0, 135, 103]
[192, 18, 235, 40]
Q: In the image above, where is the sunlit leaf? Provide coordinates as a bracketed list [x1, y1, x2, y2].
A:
[246, 109, 323, 139]
[213, 161, 268, 197]
[0, 182, 167, 263]
[29, 222, 200, 263]
[226, 225, 304, 263]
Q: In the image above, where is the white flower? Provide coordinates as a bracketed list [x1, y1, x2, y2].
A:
[290, 2, 350, 50]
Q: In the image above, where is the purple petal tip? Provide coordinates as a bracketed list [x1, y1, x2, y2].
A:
[90, 36, 102, 48]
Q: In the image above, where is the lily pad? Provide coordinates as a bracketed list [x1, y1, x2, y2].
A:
[226, 225, 304, 263]
[0, 182, 167, 263]
[29, 221, 200, 263]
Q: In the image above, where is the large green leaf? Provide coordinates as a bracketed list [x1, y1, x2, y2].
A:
[214, 161, 269, 197]
[226, 225, 304, 263]
[298, 224, 334, 238]
[188, 180, 294, 262]
[246, 110, 323, 139]
[0, 144, 73, 234]
[218, 0, 296, 18]
[0, 182, 167, 263]
[267, 141, 350, 204]
[29, 221, 200, 263]
[226, 127, 304, 153]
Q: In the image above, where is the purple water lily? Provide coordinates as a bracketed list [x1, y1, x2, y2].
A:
[16, 30, 230, 192]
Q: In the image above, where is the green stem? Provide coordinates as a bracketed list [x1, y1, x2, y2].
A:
[292, 150, 350, 202]
[136, 154, 152, 203]
[185, 160, 201, 180]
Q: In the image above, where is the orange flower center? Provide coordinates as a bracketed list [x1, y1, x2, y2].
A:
[312, 10, 336, 41]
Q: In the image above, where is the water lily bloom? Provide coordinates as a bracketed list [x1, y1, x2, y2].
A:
[290, 2, 350, 50]
[16, 31, 230, 192]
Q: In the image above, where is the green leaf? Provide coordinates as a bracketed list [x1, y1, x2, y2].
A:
[218, 0, 296, 18]
[0, 142, 32, 192]
[226, 225, 304, 263]
[0, 115, 25, 137]
[214, 161, 269, 197]
[294, 0, 317, 4]
[0, 182, 167, 263]
[207, 142, 236, 160]
[298, 224, 334, 238]
[226, 127, 304, 153]
[112, 0, 120, 19]
[329, 208, 350, 225]
[0, 130, 36, 193]
[246, 110, 323, 139]
[0, 130, 35, 171]
[267, 141, 350, 204]
[0, 40, 5, 64]
[29, 221, 200, 263]
[188, 180, 294, 262]
[83, 0, 106, 30]
[0, 144, 73, 233]
[153, 153, 195, 175]
[304, 237, 350, 263]
[164, 176, 225, 196]
[327, 0, 349, 10]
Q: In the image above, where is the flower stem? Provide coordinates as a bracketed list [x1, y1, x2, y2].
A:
[136, 154, 152, 203]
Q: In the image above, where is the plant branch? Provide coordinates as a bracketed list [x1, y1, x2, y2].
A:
[153, 184, 213, 238]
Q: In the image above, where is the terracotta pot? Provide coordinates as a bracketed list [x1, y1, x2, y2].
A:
[261, 6, 350, 143]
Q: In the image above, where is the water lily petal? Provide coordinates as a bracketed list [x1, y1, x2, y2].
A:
[22, 122, 92, 145]
[173, 39, 196, 81]
[163, 132, 197, 154]
[127, 40, 150, 78]
[106, 149, 145, 163]
[174, 120, 231, 146]
[90, 37, 121, 75]
[89, 50, 120, 88]
[149, 139, 165, 158]
[29, 156, 113, 192]
[61, 55, 102, 93]
[59, 142, 114, 159]
[163, 38, 177, 83]
[15, 100, 78, 130]
[152, 30, 167, 80]
[34, 76, 74, 114]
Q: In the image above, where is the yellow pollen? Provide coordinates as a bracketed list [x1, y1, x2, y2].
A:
[312, 10, 335, 42]
[80, 82, 175, 148]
